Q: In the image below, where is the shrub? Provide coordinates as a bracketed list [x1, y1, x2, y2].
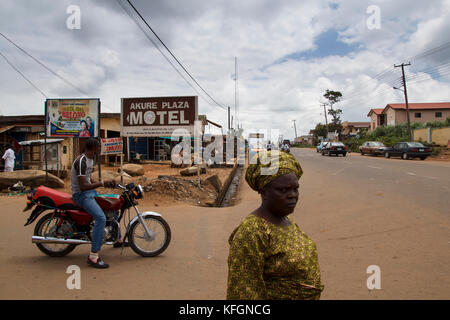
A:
[425, 121, 445, 128]
[431, 148, 441, 156]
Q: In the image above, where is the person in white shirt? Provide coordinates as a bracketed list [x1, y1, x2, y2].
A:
[2, 144, 15, 172]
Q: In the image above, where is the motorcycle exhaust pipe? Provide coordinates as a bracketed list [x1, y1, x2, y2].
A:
[32, 236, 115, 246]
[32, 236, 91, 245]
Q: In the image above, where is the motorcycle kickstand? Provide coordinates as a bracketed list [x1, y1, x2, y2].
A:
[119, 235, 128, 256]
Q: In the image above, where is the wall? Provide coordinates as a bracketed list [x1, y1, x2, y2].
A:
[411, 110, 450, 123]
[370, 113, 377, 130]
[413, 127, 450, 146]
[394, 109, 450, 125]
[386, 107, 397, 126]
[413, 128, 428, 142]
[60, 138, 74, 170]
[430, 127, 450, 146]
[101, 117, 121, 132]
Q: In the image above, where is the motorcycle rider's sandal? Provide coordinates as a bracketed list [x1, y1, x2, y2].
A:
[87, 256, 109, 269]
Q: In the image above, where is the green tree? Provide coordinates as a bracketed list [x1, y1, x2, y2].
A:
[323, 89, 344, 138]
[312, 123, 327, 144]
[323, 89, 343, 110]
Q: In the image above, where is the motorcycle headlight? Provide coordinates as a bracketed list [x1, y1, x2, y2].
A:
[133, 185, 144, 199]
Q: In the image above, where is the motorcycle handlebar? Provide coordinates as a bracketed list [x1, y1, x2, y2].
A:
[116, 183, 127, 191]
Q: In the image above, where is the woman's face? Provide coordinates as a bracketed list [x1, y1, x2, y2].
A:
[261, 173, 299, 217]
[81, 122, 87, 130]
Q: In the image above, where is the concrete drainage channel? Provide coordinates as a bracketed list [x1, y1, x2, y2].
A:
[216, 165, 244, 207]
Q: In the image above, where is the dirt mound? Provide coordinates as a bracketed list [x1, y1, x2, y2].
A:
[144, 176, 218, 207]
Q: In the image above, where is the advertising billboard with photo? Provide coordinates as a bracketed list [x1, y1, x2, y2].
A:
[46, 99, 100, 137]
[121, 96, 198, 137]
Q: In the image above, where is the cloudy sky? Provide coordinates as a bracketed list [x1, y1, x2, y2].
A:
[1, 0, 449, 139]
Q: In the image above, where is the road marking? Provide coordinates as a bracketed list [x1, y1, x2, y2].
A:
[342, 161, 352, 164]
[407, 172, 416, 176]
[422, 176, 437, 180]
[368, 165, 382, 169]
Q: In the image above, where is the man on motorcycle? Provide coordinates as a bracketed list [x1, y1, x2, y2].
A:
[71, 138, 116, 269]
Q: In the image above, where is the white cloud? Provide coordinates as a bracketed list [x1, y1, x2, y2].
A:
[0, 0, 449, 139]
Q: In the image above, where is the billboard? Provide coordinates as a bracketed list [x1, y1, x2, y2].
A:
[121, 96, 198, 137]
[46, 99, 100, 137]
[100, 137, 123, 155]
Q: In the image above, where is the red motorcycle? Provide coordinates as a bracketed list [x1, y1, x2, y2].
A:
[23, 183, 171, 257]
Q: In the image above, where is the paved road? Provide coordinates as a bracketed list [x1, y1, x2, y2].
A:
[291, 148, 450, 299]
[0, 149, 448, 299]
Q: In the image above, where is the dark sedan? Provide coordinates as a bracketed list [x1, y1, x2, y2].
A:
[359, 141, 389, 156]
[384, 142, 432, 160]
[321, 142, 347, 157]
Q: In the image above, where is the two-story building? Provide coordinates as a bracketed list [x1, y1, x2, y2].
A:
[368, 102, 450, 130]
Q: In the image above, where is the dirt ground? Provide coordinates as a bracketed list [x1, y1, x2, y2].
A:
[428, 148, 450, 161]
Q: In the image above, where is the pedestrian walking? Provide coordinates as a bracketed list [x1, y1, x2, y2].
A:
[2, 144, 15, 172]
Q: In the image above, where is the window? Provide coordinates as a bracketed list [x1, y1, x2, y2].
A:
[435, 112, 442, 118]
[414, 112, 421, 118]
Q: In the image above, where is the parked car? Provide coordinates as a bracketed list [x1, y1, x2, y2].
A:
[316, 141, 328, 153]
[321, 142, 347, 157]
[359, 141, 389, 156]
[384, 142, 432, 160]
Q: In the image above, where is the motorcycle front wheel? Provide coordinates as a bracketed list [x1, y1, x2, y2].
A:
[34, 212, 77, 257]
[128, 215, 171, 257]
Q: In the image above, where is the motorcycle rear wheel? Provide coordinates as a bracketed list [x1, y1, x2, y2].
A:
[34, 212, 77, 257]
[128, 215, 171, 257]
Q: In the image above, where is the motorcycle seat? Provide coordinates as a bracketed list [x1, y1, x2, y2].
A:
[33, 185, 82, 210]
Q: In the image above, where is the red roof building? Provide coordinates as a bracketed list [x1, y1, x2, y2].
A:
[368, 102, 450, 130]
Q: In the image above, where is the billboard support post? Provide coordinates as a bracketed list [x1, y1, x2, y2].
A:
[44, 100, 48, 186]
[120, 153, 124, 185]
[98, 101, 101, 181]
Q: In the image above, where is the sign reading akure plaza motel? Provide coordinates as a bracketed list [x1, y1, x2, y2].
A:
[121, 96, 198, 137]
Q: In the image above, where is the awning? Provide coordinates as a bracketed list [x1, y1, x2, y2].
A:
[19, 139, 64, 146]
[0, 125, 15, 133]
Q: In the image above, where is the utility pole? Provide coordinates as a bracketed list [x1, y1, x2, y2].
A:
[394, 62, 412, 141]
[235, 57, 238, 129]
[228, 106, 231, 131]
[321, 103, 329, 138]
[292, 120, 298, 139]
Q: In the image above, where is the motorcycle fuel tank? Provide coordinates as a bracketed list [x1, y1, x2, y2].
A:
[95, 194, 124, 211]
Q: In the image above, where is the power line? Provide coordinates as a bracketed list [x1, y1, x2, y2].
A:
[116, 0, 214, 107]
[0, 31, 89, 96]
[342, 41, 450, 103]
[122, 0, 226, 110]
[0, 50, 48, 98]
[407, 41, 450, 61]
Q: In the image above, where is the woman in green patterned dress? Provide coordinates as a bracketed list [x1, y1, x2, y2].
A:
[227, 151, 324, 300]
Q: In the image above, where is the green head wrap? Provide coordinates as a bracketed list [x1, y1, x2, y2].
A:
[245, 151, 303, 191]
